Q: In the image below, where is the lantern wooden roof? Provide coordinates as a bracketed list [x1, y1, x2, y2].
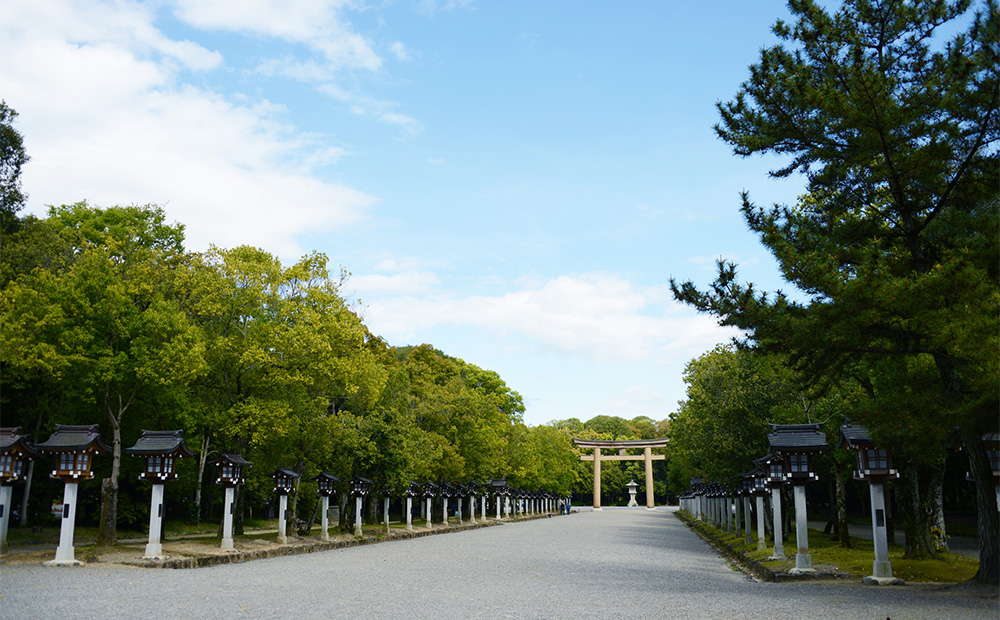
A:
[35, 424, 110, 454]
[838, 422, 875, 450]
[125, 430, 194, 458]
[270, 467, 300, 481]
[404, 480, 422, 497]
[0, 427, 39, 459]
[767, 423, 828, 453]
[211, 453, 253, 467]
[313, 472, 340, 484]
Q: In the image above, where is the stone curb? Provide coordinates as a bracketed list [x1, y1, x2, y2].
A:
[121, 514, 557, 570]
[674, 511, 848, 583]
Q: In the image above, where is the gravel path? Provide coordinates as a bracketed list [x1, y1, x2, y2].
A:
[1, 507, 995, 619]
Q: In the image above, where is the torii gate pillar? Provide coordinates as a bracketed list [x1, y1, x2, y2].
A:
[574, 438, 668, 510]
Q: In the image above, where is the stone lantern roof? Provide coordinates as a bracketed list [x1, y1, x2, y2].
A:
[35, 424, 110, 454]
[125, 430, 194, 457]
[767, 424, 828, 452]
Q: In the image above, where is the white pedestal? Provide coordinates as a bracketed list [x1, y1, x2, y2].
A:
[0, 485, 12, 556]
[320, 496, 330, 541]
[277, 494, 288, 544]
[769, 487, 785, 560]
[45, 482, 84, 566]
[143, 484, 166, 559]
[221, 486, 235, 550]
[405, 497, 413, 531]
[384, 497, 391, 534]
[793, 484, 813, 571]
[353, 496, 363, 537]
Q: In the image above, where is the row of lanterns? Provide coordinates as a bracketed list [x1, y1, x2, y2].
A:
[679, 423, 1000, 585]
[0, 425, 567, 566]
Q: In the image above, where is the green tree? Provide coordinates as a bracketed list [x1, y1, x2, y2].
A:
[671, 0, 998, 580]
[1, 203, 206, 544]
[0, 101, 29, 232]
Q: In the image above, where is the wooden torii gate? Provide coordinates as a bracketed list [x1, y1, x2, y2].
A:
[573, 438, 668, 510]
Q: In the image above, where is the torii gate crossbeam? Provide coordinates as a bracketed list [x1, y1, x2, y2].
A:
[573, 438, 668, 510]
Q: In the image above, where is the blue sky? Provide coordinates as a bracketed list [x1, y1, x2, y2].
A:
[1, 1, 808, 426]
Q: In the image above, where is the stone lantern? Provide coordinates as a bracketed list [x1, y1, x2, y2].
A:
[839, 422, 903, 585]
[125, 430, 194, 559]
[740, 468, 764, 548]
[313, 472, 339, 541]
[382, 487, 393, 534]
[269, 468, 300, 544]
[466, 480, 481, 523]
[212, 453, 253, 550]
[0, 427, 38, 557]
[626, 480, 639, 507]
[768, 423, 828, 574]
[421, 481, 438, 527]
[454, 484, 467, 524]
[403, 481, 421, 531]
[349, 476, 372, 537]
[489, 478, 508, 520]
[754, 453, 786, 559]
[439, 482, 454, 525]
[35, 424, 109, 566]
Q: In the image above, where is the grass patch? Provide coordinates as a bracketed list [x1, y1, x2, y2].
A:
[686, 516, 978, 583]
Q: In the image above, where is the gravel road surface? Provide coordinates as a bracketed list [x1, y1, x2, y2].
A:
[1, 507, 995, 619]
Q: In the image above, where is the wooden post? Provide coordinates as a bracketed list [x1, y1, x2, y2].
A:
[644, 446, 654, 509]
[593, 447, 602, 510]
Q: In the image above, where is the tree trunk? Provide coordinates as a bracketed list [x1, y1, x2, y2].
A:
[96, 405, 122, 547]
[834, 462, 850, 548]
[962, 429, 999, 585]
[18, 460, 33, 527]
[193, 434, 210, 525]
[928, 465, 947, 552]
[895, 464, 939, 559]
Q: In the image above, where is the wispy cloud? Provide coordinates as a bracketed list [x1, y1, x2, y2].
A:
[360, 272, 735, 363]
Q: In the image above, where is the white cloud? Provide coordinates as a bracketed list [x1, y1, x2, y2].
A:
[389, 41, 410, 61]
[172, 0, 381, 71]
[0, 0, 377, 258]
[361, 272, 736, 363]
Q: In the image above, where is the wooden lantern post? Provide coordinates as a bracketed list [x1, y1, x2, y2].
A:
[35, 425, 109, 566]
[404, 481, 421, 531]
[421, 481, 438, 527]
[439, 482, 453, 525]
[313, 473, 340, 541]
[768, 423, 828, 574]
[349, 476, 372, 537]
[269, 468, 300, 544]
[212, 454, 252, 550]
[125, 430, 194, 559]
[755, 453, 786, 560]
[454, 484, 466, 525]
[382, 487, 392, 534]
[0, 427, 38, 557]
[489, 479, 508, 520]
[840, 422, 904, 585]
[466, 481, 480, 524]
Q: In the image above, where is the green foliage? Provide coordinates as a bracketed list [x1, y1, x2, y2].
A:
[1, 203, 582, 535]
[0, 100, 29, 229]
[671, 0, 998, 573]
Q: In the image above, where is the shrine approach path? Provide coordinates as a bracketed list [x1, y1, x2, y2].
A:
[1, 507, 995, 619]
